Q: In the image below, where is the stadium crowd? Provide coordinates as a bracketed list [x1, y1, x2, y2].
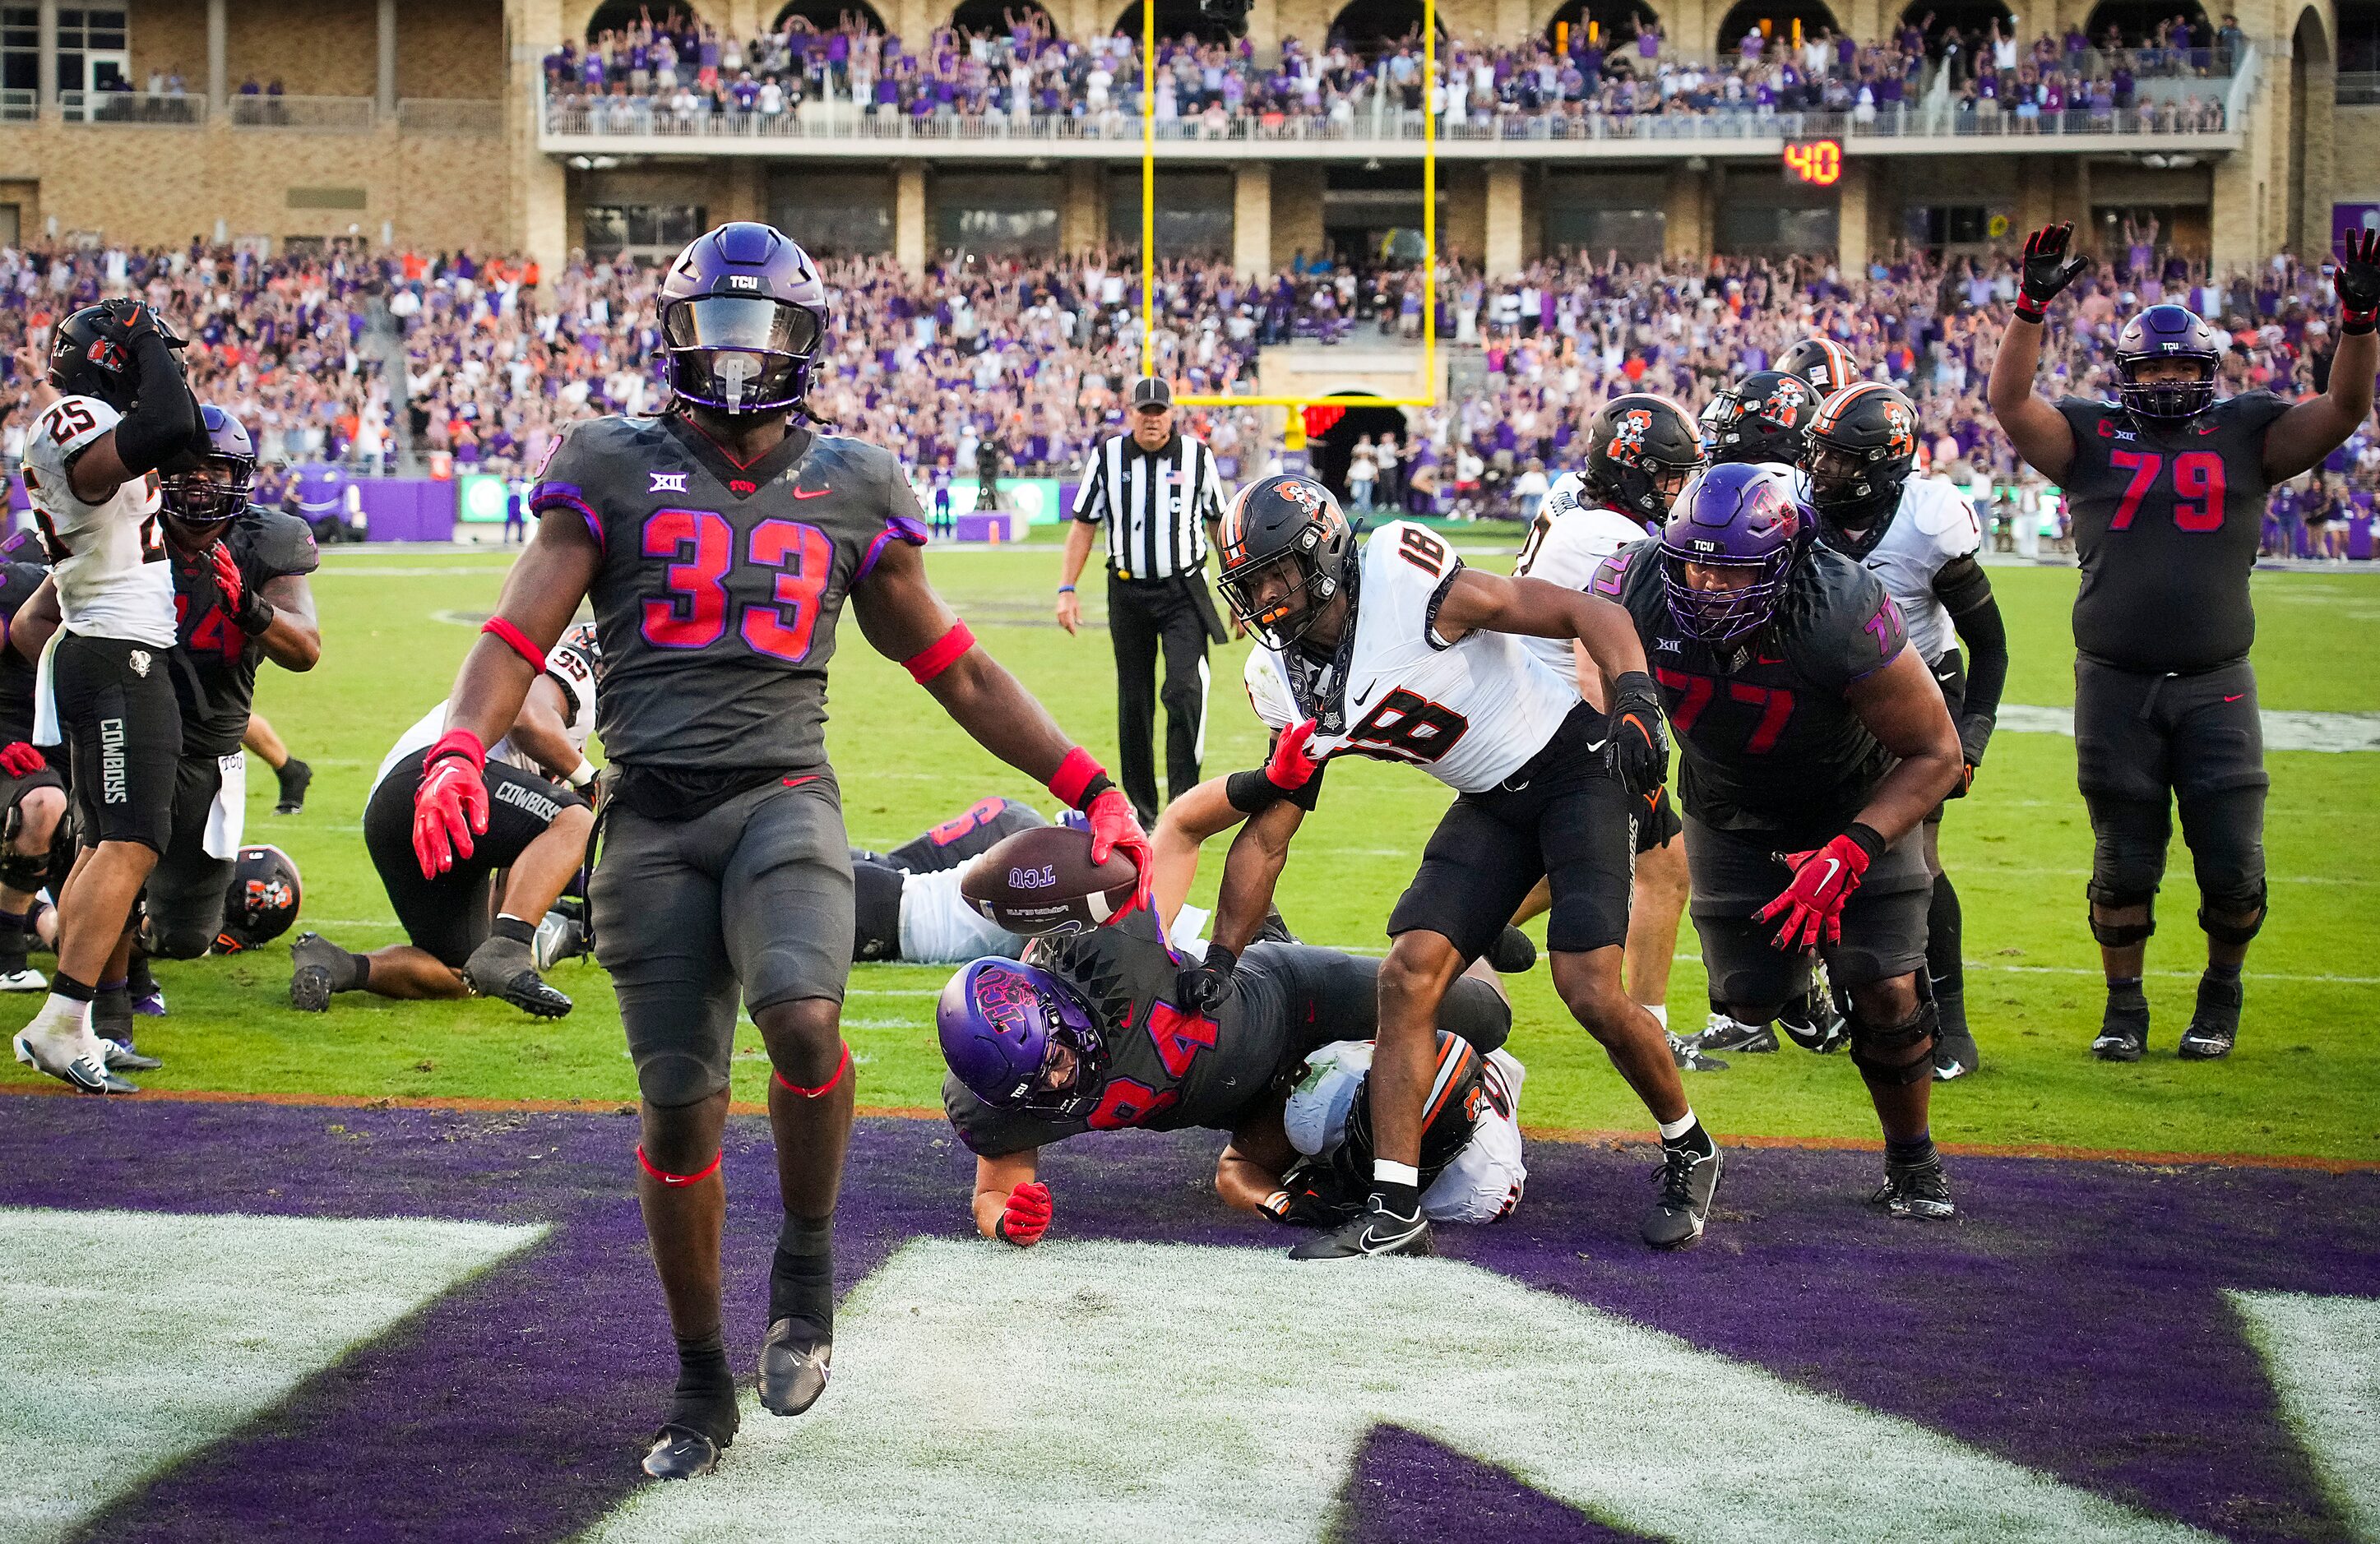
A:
[0, 231, 2367, 556]
[539, 5, 2233, 134]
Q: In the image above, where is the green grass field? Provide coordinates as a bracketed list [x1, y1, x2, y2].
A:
[9, 542, 2378, 1163]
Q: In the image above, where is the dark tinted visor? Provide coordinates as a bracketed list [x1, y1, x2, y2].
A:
[664, 295, 822, 356]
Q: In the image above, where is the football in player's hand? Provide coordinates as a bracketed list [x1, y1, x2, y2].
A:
[961, 825, 1138, 936]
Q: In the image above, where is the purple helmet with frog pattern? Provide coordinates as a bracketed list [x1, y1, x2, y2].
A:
[937, 956, 1109, 1119]
[1659, 461, 1805, 644]
[656, 222, 828, 417]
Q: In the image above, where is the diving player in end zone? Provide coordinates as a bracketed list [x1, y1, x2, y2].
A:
[417, 221, 1151, 1483]
[1987, 223, 2378, 1063]
[1203, 474, 1706, 1260]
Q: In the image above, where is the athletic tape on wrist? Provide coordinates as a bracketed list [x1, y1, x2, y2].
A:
[902, 621, 975, 683]
[636, 1144, 722, 1186]
[481, 616, 546, 671]
[1049, 747, 1104, 809]
[772, 1042, 851, 1098]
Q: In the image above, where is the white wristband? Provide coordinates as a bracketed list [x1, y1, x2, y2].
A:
[565, 757, 597, 789]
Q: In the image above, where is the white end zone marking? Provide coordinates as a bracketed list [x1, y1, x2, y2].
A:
[0, 1208, 546, 1544]
[2230, 1290, 2380, 1542]
[1998, 703, 2380, 754]
[589, 1238, 2219, 1544]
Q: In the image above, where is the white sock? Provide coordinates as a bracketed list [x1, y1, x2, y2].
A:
[1373, 1159, 1419, 1188]
[1657, 1108, 1699, 1142]
[1646, 1003, 1668, 1029]
[35, 992, 87, 1031]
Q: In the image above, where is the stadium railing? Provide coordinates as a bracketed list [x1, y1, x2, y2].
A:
[2338, 72, 2380, 104]
[0, 88, 30, 122]
[59, 90, 205, 126]
[397, 99, 505, 136]
[227, 95, 377, 132]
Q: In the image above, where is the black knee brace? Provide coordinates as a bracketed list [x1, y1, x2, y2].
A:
[0, 848, 45, 895]
[2199, 885, 2267, 946]
[2087, 894, 2156, 948]
[1850, 991, 1939, 1088]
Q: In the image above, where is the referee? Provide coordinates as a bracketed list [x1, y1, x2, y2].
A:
[1058, 376, 1229, 827]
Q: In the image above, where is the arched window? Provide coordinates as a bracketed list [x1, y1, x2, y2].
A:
[949, 0, 1054, 37]
[1114, 0, 1238, 44]
[1542, 0, 1660, 54]
[585, 1, 706, 43]
[1327, 0, 1448, 56]
[773, 0, 887, 33]
[2080, 0, 2211, 49]
[1895, 0, 2014, 57]
[1712, 0, 1839, 58]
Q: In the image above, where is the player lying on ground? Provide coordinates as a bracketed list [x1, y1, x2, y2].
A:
[1798, 381, 2004, 1080]
[287, 623, 598, 1016]
[420, 222, 1151, 1482]
[850, 796, 1052, 965]
[1596, 463, 1966, 1218]
[938, 903, 1519, 1246]
[1987, 222, 2378, 1062]
[11, 300, 200, 1094]
[1207, 474, 1705, 1259]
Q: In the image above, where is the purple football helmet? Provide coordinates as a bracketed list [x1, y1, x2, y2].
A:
[1660, 462, 1804, 644]
[160, 404, 256, 537]
[657, 221, 828, 417]
[937, 956, 1109, 1119]
[2114, 303, 2223, 421]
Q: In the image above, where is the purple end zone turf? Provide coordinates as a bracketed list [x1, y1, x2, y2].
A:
[2, 1098, 2373, 1544]
[1341, 1426, 1665, 1543]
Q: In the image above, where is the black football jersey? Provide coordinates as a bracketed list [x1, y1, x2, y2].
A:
[166, 508, 321, 757]
[942, 911, 1301, 1158]
[530, 414, 926, 782]
[1601, 537, 1904, 844]
[2054, 393, 2290, 673]
[0, 562, 48, 746]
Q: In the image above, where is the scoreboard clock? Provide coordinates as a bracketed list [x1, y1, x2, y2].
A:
[1782, 140, 1844, 187]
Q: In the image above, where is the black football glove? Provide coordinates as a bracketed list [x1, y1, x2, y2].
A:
[1257, 1157, 1357, 1227]
[1176, 943, 1237, 1016]
[2015, 223, 2088, 321]
[1606, 671, 1669, 800]
[100, 297, 185, 349]
[2335, 228, 2380, 335]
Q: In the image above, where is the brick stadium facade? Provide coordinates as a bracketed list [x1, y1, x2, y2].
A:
[0, 0, 2364, 276]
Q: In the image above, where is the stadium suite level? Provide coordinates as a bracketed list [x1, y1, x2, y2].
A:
[0, 0, 2352, 276]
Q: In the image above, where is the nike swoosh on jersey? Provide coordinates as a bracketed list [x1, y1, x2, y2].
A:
[1351, 684, 1375, 707]
[792, 488, 831, 500]
[2222, 694, 2245, 703]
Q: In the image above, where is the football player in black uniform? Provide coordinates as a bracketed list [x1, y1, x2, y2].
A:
[1598, 464, 1966, 1217]
[1703, 370, 1819, 473]
[426, 223, 1150, 1481]
[0, 554, 67, 993]
[937, 909, 1511, 1244]
[1987, 224, 2378, 1061]
[1801, 383, 2006, 1079]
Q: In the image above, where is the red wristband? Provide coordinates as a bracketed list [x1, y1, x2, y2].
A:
[635, 1145, 722, 1186]
[772, 1042, 851, 1098]
[1048, 746, 1104, 809]
[481, 616, 546, 670]
[902, 620, 975, 684]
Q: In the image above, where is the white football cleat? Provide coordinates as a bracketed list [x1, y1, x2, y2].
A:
[13, 1011, 136, 1094]
[0, 965, 48, 992]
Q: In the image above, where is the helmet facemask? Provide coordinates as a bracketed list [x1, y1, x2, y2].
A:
[160, 452, 255, 544]
[1220, 537, 1339, 650]
[660, 294, 825, 417]
[1801, 440, 1905, 556]
[2115, 354, 2218, 422]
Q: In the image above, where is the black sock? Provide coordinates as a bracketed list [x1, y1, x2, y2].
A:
[127, 954, 156, 997]
[1369, 1180, 1420, 1218]
[2205, 960, 2243, 985]
[1886, 1133, 1938, 1167]
[2107, 976, 2146, 1005]
[492, 914, 536, 947]
[1663, 1120, 1716, 1158]
[1928, 872, 1967, 1033]
[769, 1214, 836, 1335]
[347, 952, 373, 992]
[667, 1330, 737, 1439]
[49, 972, 93, 1003]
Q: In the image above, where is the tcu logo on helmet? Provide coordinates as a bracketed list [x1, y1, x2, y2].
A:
[1610, 408, 1652, 464]
[727, 274, 761, 290]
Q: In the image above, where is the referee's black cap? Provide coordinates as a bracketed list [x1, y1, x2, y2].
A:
[1130, 376, 1173, 410]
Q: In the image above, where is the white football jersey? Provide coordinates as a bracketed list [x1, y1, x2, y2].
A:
[1850, 477, 1981, 664]
[1243, 520, 1577, 794]
[370, 638, 600, 796]
[1283, 1038, 1527, 1224]
[1512, 474, 1657, 686]
[19, 395, 175, 647]
[899, 864, 1026, 964]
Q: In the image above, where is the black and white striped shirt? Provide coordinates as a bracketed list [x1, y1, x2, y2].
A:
[1071, 432, 1228, 581]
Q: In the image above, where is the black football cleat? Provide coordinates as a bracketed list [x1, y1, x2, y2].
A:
[1870, 1154, 1956, 1220]
[1933, 1026, 1980, 1081]
[1288, 1195, 1433, 1260]
[2092, 995, 2149, 1062]
[273, 757, 313, 816]
[462, 936, 573, 1018]
[101, 1038, 163, 1073]
[1667, 1031, 1728, 1072]
[289, 932, 353, 1013]
[1694, 1015, 1777, 1054]
[641, 1424, 727, 1481]
[1642, 1140, 1722, 1250]
[1485, 926, 1537, 974]
[2177, 973, 2242, 1061]
[757, 1318, 833, 1417]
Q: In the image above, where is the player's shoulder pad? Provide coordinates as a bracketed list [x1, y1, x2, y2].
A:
[231, 506, 322, 580]
[2219, 390, 2294, 433]
[1243, 645, 1299, 731]
[1785, 544, 1901, 674]
[1905, 477, 1982, 557]
[1363, 518, 1462, 592]
[1590, 534, 1661, 603]
[2052, 395, 2115, 428]
[544, 637, 597, 717]
[1540, 470, 1587, 519]
[25, 394, 123, 476]
[811, 433, 929, 548]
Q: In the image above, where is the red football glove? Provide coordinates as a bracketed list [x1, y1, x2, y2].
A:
[411, 728, 490, 880]
[995, 1180, 1051, 1246]
[0, 742, 43, 778]
[211, 542, 276, 636]
[1757, 826, 1885, 953]
[1265, 719, 1321, 793]
[1084, 786, 1153, 918]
